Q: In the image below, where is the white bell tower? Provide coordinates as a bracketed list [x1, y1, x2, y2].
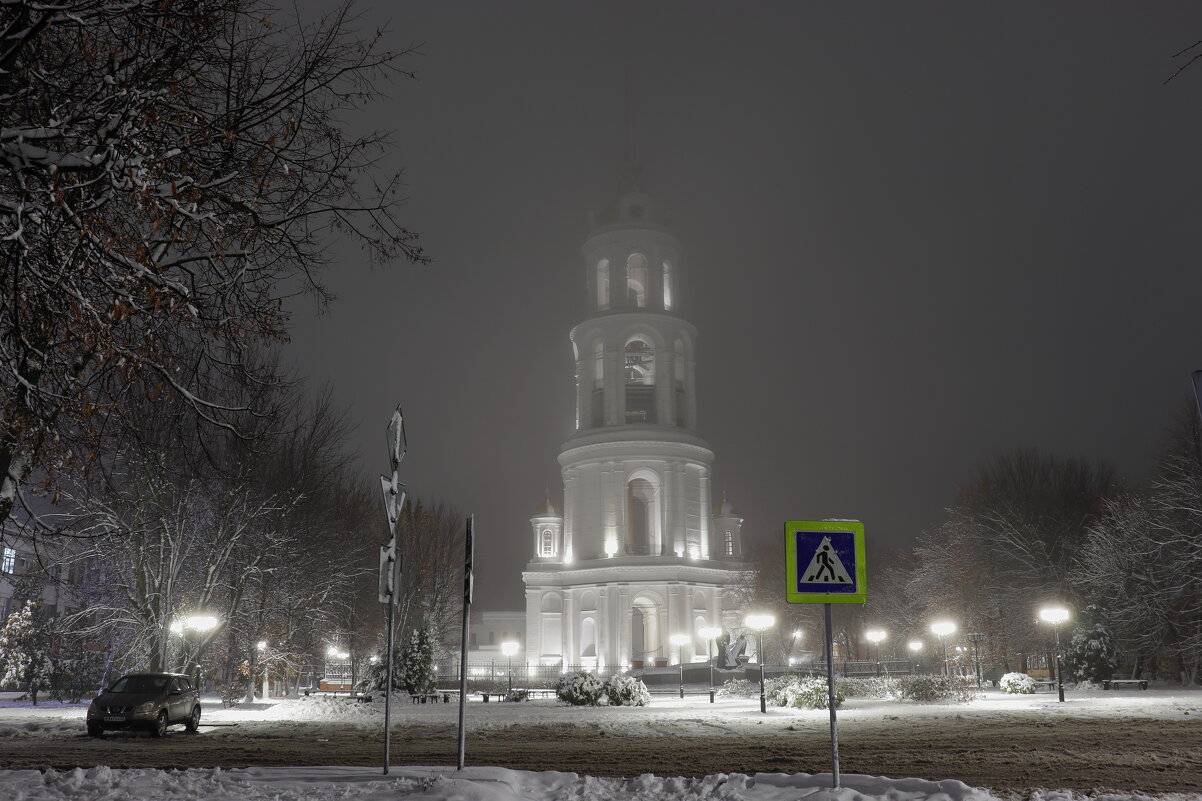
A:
[522, 137, 749, 670]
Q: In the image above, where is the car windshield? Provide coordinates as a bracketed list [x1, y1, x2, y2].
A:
[110, 675, 169, 694]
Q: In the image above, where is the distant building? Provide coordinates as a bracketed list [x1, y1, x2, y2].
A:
[0, 536, 74, 623]
[522, 166, 751, 670]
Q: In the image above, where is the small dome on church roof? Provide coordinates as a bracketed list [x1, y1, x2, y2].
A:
[532, 495, 559, 517]
[715, 491, 737, 517]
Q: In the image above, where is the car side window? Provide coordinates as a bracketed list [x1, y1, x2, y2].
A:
[180, 677, 192, 692]
[168, 678, 181, 693]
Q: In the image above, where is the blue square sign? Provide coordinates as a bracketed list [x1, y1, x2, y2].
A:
[785, 520, 866, 604]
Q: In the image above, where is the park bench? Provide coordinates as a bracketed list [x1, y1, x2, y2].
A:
[408, 692, 442, 704]
[1102, 678, 1148, 690]
[1032, 679, 1058, 692]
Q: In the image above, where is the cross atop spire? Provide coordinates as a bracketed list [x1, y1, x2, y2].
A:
[620, 58, 642, 192]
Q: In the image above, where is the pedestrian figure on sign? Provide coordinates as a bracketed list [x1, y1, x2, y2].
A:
[809, 544, 845, 583]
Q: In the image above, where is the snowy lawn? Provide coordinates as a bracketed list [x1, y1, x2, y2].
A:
[2, 688, 1202, 798]
[2, 764, 1199, 801]
[2, 685, 1199, 739]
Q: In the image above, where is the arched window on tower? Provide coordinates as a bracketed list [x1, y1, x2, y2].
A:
[663, 259, 673, 310]
[591, 340, 605, 427]
[597, 259, 610, 310]
[626, 253, 647, 307]
[674, 339, 686, 427]
[580, 617, 597, 658]
[624, 337, 655, 424]
[626, 473, 661, 555]
[541, 529, 555, 557]
[723, 530, 734, 557]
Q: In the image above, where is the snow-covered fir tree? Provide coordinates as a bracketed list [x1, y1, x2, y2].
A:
[0, 601, 54, 705]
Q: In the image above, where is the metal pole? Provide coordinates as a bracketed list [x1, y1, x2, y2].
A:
[507, 656, 512, 694]
[707, 638, 714, 703]
[1055, 626, 1064, 703]
[456, 516, 474, 770]
[974, 641, 982, 689]
[383, 589, 395, 774]
[824, 603, 840, 789]
[678, 647, 685, 699]
[758, 632, 766, 713]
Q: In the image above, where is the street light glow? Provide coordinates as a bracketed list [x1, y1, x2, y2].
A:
[865, 629, 886, 644]
[256, 641, 267, 651]
[908, 640, 923, 652]
[930, 620, 957, 638]
[501, 640, 520, 657]
[1039, 606, 1070, 625]
[744, 613, 776, 632]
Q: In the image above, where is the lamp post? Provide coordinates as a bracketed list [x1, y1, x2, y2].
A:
[865, 629, 886, 675]
[670, 634, 690, 698]
[907, 640, 923, 674]
[256, 641, 269, 700]
[501, 641, 519, 694]
[170, 614, 220, 690]
[745, 613, 776, 714]
[929, 621, 957, 677]
[1039, 606, 1070, 703]
[698, 626, 721, 702]
[965, 632, 986, 688]
[327, 646, 350, 693]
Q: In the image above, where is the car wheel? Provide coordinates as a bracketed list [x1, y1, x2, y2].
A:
[87, 723, 104, 738]
[185, 705, 201, 733]
[151, 710, 168, 738]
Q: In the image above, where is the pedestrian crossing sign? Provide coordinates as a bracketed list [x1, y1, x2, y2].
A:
[785, 520, 867, 604]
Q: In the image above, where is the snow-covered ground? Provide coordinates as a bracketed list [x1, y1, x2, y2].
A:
[2, 685, 1199, 739]
[2, 688, 1201, 800]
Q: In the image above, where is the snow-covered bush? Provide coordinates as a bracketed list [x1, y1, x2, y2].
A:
[604, 674, 651, 706]
[892, 675, 978, 703]
[764, 675, 843, 709]
[999, 672, 1037, 694]
[836, 676, 894, 699]
[48, 647, 105, 703]
[716, 678, 757, 698]
[505, 689, 530, 702]
[555, 671, 605, 706]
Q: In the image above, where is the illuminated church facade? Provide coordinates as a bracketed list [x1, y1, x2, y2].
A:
[521, 168, 751, 670]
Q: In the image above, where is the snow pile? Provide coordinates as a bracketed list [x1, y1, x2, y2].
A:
[250, 694, 383, 722]
[0, 765, 1006, 801]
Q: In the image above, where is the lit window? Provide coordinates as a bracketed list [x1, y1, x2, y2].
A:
[624, 339, 654, 385]
[724, 531, 734, 556]
[597, 259, 610, 309]
[663, 260, 673, 310]
[1, 547, 14, 574]
[626, 253, 647, 307]
[541, 529, 554, 556]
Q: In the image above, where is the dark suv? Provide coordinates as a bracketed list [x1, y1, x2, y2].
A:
[86, 672, 201, 737]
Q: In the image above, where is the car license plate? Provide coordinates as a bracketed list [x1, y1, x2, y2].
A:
[103, 715, 124, 722]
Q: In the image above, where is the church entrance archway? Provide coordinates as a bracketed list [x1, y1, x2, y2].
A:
[630, 597, 662, 668]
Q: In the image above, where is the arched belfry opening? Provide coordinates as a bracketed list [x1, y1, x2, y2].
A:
[624, 336, 655, 424]
[626, 252, 648, 307]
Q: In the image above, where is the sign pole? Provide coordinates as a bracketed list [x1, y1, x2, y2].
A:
[383, 574, 396, 774]
[824, 602, 840, 789]
[378, 406, 406, 776]
[785, 520, 864, 792]
[456, 515, 474, 771]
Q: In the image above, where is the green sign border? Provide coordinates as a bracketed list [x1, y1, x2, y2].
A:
[784, 520, 867, 604]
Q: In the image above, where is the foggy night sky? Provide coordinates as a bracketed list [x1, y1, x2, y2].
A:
[285, 2, 1202, 611]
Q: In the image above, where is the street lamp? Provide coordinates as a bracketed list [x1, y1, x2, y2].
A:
[1039, 606, 1070, 703]
[501, 641, 519, 694]
[170, 614, 220, 688]
[907, 640, 923, 674]
[965, 632, 986, 688]
[670, 633, 690, 698]
[698, 626, 721, 702]
[744, 613, 776, 714]
[930, 621, 957, 677]
[865, 629, 886, 674]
